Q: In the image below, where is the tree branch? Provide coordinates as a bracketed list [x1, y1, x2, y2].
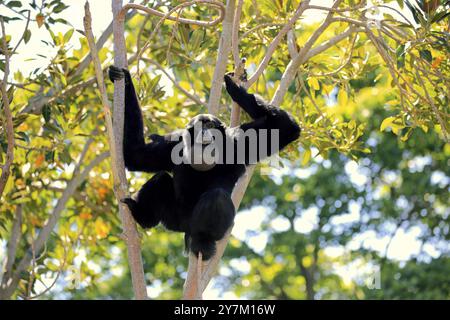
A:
[0, 205, 22, 290]
[271, 0, 344, 106]
[0, 17, 15, 199]
[229, 0, 244, 126]
[186, 0, 352, 298]
[207, 0, 236, 115]
[84, 0, 148, 300]
[183, 0, 237, 299]
[231, 0, 243, 65]
[287, 29, 299, 58]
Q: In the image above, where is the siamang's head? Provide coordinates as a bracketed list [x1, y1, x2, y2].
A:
[183, 114, 227, 171]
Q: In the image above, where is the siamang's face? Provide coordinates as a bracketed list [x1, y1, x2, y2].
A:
[185, 114, 226, 147]
[184, 114, 226, 171]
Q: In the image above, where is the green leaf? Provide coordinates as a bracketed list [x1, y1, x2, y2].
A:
[58, 147, 72, 164]
[6, 1, 22, 8]
[431, 11, 450, 23]
[53, 3, 69, 13]
[419, 49, 432, 63]
[63, 29, 74, 43]
[45, 150, 55, 162]
[16, 132, 30, 143]
[23, 29, 31, 44]
[148, 74, 162, 93]
[396, 44, 406, 69]
[42, 105, 51, 122]
[396, 0, 404, 9]
[189, 29, 204, 52]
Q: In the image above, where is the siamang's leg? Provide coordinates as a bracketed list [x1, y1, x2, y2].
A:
[187, 189, 235, 260]
[121, 171, 179, 230]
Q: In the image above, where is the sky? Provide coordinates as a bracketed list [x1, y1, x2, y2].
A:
[0, 0, 116, 75]
[0, 0, 430, 300]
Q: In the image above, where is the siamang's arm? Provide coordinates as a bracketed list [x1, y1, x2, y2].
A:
[109, 66, 178, 172]
[224, 74, 300, 162]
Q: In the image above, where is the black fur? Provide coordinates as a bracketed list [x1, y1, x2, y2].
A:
[108, 66, 300, 260]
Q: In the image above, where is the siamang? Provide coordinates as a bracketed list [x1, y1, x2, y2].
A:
[108, 66, 300, 260]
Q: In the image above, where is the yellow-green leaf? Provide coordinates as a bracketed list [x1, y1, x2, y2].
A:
[301, 148, 311, 166]
[307, 77, 320, 91]
[380, 116, 396, 132]
[338, 89, 348, 105]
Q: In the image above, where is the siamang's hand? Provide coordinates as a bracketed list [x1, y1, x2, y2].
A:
[225, 67, 247, 82]
[224, 73, 242, 98]
[149, 134, 165, 142]
[224, 72, 237, 87]
[108, 66, 129, 84]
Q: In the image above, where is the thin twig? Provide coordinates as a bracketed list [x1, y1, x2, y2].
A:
[306, 3, 366, 13]
[25, 242, 68, 300]
[309, 33, 357, 77]
[247, 0, 311, 87]
[141, 57, 207, 107]
[12, 10, 31, 54]
[241, 23, 284, 40]
[414, 64, 449, 142]
[133, 1, 226, 96]
[118, 1, 225, 26]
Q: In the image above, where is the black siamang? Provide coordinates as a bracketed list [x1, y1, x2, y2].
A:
[108, 66, 300, 260]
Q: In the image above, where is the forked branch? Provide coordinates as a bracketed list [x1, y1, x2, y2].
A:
[84, 0, 148, 300]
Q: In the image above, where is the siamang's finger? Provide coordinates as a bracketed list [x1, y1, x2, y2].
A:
[224, 74, 243, 98]
[224, 73, 236, 88]
[225, 71, 235, 78]
[149, 134, 164, 142]
[240, 69, 248, 82]
[120, 197, 137, 211]
[108, 66, 124, 82]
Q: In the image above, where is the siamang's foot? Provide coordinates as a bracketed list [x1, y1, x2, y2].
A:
[108, 66, 130, 84]
[189, 236, 216, 261]
[120, 197, 137, 212]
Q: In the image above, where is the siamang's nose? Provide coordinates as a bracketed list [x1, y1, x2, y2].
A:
[195, 128, 214, 145]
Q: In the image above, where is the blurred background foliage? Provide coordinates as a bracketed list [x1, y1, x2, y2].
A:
[0, 0, 448, 299]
